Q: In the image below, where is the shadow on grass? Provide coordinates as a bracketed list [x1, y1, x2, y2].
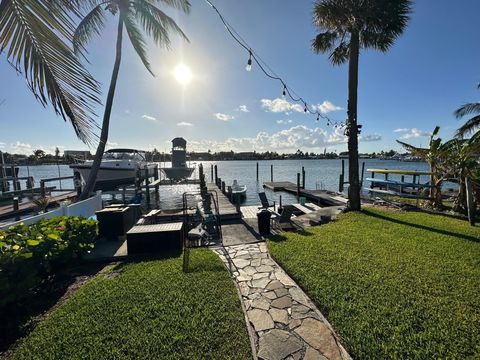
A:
[363, 209, 480, 243]
[0, 262, 105, 354]
[268, 229, 315, 243]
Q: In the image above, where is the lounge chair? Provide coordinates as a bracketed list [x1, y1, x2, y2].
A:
[271, 206, 296, 231]
[258, 192, 275, 210]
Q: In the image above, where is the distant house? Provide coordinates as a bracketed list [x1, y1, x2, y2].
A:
[234, 152, 256, 160]
[64, 150, 91, 160]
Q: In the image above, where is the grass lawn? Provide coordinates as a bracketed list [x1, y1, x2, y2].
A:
[268, 208, 480, 359]
[11, 249, 251, 360]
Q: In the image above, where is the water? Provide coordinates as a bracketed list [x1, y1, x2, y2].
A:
[14, 160, 431, 208]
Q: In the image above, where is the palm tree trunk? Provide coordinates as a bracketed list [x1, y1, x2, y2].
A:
[79, 16, 124, 200]
[347, 31, 361, 210]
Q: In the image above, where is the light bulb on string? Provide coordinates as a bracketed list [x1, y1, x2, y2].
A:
[245, 50, 252, 72]
[304, 102, 308, 113]
[316, 114, 320, 122]
[282, 85, 287, 99]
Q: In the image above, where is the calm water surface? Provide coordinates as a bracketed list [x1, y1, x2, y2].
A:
[17, 160, 429, 207]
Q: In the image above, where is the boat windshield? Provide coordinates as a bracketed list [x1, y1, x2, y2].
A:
[103, 151, 146, 161]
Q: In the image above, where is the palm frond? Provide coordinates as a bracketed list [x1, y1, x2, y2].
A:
[155, 0, 191, 13]
[73, 4, 107, 55]
[0, 0, 101, 144]
[329, 41, 349, 65]
[132, 0, 189, 49]
[123, 11, 153, 75]
[311, 31, 338, 53]
[454, 102, 480, 118]
[396, 140, 428, 157]
[455, 115, 480, 139]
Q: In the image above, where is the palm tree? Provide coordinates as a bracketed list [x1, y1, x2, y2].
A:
[75, 0, 190, 199]
[397, 127, 448, 209]
[454, 83, 480, 138]
[312, 0, 412, 210]
[0, 0, 101, 144]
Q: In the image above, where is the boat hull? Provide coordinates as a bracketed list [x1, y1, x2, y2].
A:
[71, 164, 156, 191]
[161, 167, 194, 181]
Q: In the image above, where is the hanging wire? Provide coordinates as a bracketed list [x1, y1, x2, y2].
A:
[203, 0, 345, 128]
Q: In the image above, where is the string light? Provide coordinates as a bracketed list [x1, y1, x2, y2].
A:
[204, 0, 344, 128]
[245, 50, 253, 72]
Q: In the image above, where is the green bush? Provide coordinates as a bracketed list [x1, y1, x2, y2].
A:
[0, 217, 97, 307]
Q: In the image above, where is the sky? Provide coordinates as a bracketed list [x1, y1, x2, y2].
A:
[1, 0, 479, 155]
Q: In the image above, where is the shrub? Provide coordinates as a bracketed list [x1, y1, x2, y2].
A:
[0, 217, 97, 307]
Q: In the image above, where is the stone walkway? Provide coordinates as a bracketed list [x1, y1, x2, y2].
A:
[212, 243, 350, 360]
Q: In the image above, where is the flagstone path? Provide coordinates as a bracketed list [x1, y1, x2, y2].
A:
[212, 242, 350, 360]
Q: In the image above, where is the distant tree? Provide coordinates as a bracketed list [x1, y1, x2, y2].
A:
[455, 83, 480, 138]
[312, 0, 412, 210]
[76, 0, 190, 199]
[33, 149, 46, 160]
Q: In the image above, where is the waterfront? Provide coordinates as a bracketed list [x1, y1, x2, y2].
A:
[16, 159, 430, 207]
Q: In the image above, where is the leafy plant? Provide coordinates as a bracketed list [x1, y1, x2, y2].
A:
[0, 216, 97, 307]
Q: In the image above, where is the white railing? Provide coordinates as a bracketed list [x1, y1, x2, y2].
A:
[1, 191, 103, 229]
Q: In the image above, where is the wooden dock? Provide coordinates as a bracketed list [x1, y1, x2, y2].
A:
[206, 183, 241, 220]
[0, 191, 78, 221]
[263, 181, 347, 207]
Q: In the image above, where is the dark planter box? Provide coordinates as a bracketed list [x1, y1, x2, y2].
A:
[127, 222, 184, 255]
[96, 206, 136, 239]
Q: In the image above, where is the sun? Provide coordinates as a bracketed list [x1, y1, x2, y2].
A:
[174, 63, 192, 86]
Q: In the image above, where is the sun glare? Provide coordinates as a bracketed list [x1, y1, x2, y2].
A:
[174, 63, 192, 86]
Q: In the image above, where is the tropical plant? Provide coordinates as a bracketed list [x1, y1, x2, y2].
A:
[75, 0, 190, 199]
[0, 0, 101, 143]
[454, 83, 480, 138]
[397, 127, 448, 209]
[312, 0, 412, 210]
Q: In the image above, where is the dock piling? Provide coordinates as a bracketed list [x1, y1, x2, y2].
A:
[214, 165, 218, 185]
[297, 173, 301, 200]
[221, 181, 226, 194]
[302, 166, 305, 189]
[256, 162, 259, 182]
[13, 197, 19, 221]
[227, 186, 232, 201]
[270, 164, 273, 182]
[144, 166, 151, 209]
[360, 162, 365, 188]
[211, 164, 214, 182]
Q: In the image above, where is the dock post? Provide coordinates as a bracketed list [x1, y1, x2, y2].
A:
[270, 164, 273, 182]
[235, 194, 241, 214]
[144, 166, 151, 209]
[217, 177, 221, 189]
[13, 197, 20, 221]
[214, 165, 218, 185]
[27, 176, 34, 190]
[11, 164, 19, 191]
[342, 160, 345, 177]
[221, 181, 226, 194]
[466, 177, 475, 226]
[227, 186, 232, 201]
[74, 171, 82, 196]
[154, 164, 160, 205]
[297, 173, 300, 201]
[360, 162, 365, 188]
[279, 195, 283, 212]
[210, 164, 214, 182]
[40, 180, 46, 197]
[339, 174, 344, 192]
[400, 175, 405, 194]
[256, 162, 259, 182]
[302, 166, 305, 189]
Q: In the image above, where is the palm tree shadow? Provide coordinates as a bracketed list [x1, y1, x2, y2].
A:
[363, 209, 480, 243]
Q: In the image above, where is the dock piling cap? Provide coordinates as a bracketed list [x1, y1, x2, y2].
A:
[172, 137, 187, 148]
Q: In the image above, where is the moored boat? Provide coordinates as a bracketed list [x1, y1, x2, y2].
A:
[231, 179, 247, 197]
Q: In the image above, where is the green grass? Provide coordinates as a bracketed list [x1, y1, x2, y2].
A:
[11, 249, 251, 360]
[268, 208, 480, 359]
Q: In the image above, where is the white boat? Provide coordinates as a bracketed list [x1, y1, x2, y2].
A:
[231, 179, 247, 197]
[70, 148, 156, 191]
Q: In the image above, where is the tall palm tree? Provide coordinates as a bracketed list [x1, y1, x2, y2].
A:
[454, 83, 480, 138]
[312, 0, 412, 210]
[0, 0, 101, 144]
[75, 0, 190, 199]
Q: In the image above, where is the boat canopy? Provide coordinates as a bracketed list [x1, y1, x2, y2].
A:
[104, 148, 146, 161]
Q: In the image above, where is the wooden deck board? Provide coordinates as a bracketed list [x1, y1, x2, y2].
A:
[207, 183, 241, 220]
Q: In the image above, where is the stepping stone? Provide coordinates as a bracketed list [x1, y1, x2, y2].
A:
[257, 265, 274, 273]
[305, 347, 328, 360]
[239, 282, 250, 296]
[261, 258, 275, 266]
[243, 266, 257, 275]
[237, 275, 252, 282]
[276, 271, 297, 286]
[294, 318, 343, 360]
[289, 287, 311, 307]
[269, 308, 288, 324]
[289, 319, 302, 330]
[274, 288, 289, 297]
[292, 304, 311, 314]
[251, 258, 262, 267]
[266, 280, 283, 291]
[252, 272, 269, 280]
[236, 250, 249, 256]
[271, 296, 292, 309]
[251, 277, 271, 289]
[259, 243, 268, 252]
[252, 296, 271, 311]
[247, 309, 274, 332]
[263, 291, 277, 300]
[233, 258, 250, 268]
[257, 329, 303, 360]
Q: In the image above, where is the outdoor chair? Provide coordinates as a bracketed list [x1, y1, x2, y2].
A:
[258, 192, 275, 210]
[271, 206, 296, 231]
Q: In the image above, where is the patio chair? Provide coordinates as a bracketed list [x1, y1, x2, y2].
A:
[258, 192, 275, 210]
[271, 206, 296, 231]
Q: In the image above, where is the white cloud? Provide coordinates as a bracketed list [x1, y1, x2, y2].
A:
[393, 128, 409, 133]
[276, 119, 293, 124]
[142, 114, 157, 121]
[125, 109, 131, 114]
[177, 122, 193, 127]
[314, 100, 343, 114]
[260, 97, 304, 114]
[187, 125, 381, 153]
[0, 142, 5, 150]
[106, 141, 118, 150]
[214, 113, 235, 121]
[237, 105, 249, 113]
[10, 141, 33, 155]
[399, 128, 432, 139]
